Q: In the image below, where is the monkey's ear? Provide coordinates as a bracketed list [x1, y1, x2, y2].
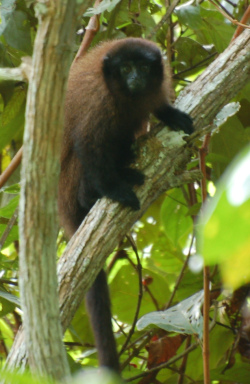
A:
[103, 54, 111, 66]
[103, 54, 110, 62]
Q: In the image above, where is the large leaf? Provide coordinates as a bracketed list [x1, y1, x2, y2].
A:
[210, 115, 250, 179]
[175, 4, 202, 30]
[161, 189, 193, 248]
[175, 4, 234, 51]
[0, 195, 19, 218]
[0, 0, 17, 34]
[137, 290, 204, 339]
[0, 86, 26, 152]
[198, 145, 250, 288]
[174, 37, 216, 76]
[3, 10, 32, 54]
[110, 264, 171, 324]
[84, 0, 122, 16]
[0, 289, 20, 307]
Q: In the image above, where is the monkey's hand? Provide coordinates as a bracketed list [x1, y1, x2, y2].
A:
[154, 104, 194, 135]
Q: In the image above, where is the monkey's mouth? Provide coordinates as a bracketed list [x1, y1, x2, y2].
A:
[127, 80, 147, 94]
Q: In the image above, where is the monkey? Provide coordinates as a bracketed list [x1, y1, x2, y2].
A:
[58, 38, 194, 373]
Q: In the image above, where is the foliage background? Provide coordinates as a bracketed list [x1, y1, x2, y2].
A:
[0, 0, 250, 383]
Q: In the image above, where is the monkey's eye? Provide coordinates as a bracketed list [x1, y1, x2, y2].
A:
[121, 64, 132, 75]
[140, 65, 150, 74]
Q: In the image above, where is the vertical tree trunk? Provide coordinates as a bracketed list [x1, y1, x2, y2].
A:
[18, 0, 82, 381]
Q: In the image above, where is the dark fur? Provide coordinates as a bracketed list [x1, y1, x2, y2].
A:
[58, 38, 193, 372]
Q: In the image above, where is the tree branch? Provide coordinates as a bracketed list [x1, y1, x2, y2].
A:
[0, 59, 31, 82]
[5, 29, 250, 371]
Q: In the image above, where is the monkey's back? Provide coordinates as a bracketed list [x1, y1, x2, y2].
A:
[59, 43, 123, 236]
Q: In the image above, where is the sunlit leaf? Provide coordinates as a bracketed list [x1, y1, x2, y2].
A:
[137, 290, 204, 339]
[84, 0, 122, 16]
[0, 290, 20, 307]
[198, 145, 250, 288]
[161, 189, 193, 248]
[0, 195, 19, 218]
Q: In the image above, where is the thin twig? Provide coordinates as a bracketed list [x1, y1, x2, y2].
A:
[125, 342, 199, 382]
[0, 147, 23, 190]
[178, 336, 191, 384]
[164, 234, 195, 310]
[120, 332, 153, 371]
[0, 279, 18, 287]
[232, 5, 250, 40]
[0, 208, 19, 251]
[73, 0, 102, 62]
[208, 0, 250, 29]
[174, 52, 218, 78]
[146, 0, 181, 40]
[213, 0, 234, 18]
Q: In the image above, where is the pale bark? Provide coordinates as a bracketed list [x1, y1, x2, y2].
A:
[16, 0, 90, 381]
[5, 29, 250, 371]
[0, 63, 30, 82]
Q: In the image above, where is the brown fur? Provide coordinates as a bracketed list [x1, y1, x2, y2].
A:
[58, 38, 193, 372]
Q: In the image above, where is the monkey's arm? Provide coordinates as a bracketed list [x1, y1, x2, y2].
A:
[154, 104, 194, 134]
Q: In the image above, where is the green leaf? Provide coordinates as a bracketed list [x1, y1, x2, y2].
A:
[0, 0, 17, 34]
[0, 294, 16, 317]
[110, 264, 171, 324]
[161, 189, 193, 248]
[210, 115, 250, 178]
[0, 318, 14, 349]
[176, 4, 234, 52]
[175, 4, 202, 30]
[84, 0, 122, 16]
[198, 145, 250, 288]
[3, 10, 32, 54]
[0, 194, 19, 246]
[210, 357, 250, 383]
[137, 290, 204, 338]
[0, 183, 20, 194]
[0, 289, 20, 307]
[0, 370, 56, 384]
[0, 195, 19, 218]
[174, 37, 216, 76]
[185, 326, 234, 380]
[197, 7, 234, 52]
[0, 86, 26, 152]
[0, 223, 18, 248]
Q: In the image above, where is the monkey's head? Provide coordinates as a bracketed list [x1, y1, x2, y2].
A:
[102, 38, 164, 97]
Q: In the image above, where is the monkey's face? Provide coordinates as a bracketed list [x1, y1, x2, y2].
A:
[119, 61, 153, 94]
[102, 40, 164, 97]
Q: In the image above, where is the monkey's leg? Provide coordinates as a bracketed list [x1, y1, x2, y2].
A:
[121, 168, 145, 186]
[85, 269, 120, 372]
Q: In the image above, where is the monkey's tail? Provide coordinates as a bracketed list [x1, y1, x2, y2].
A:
[85, 269, 120, 372]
